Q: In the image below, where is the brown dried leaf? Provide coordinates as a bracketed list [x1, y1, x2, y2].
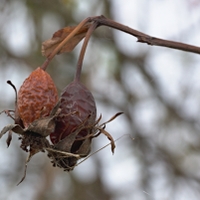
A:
[42, 23, 91, 57]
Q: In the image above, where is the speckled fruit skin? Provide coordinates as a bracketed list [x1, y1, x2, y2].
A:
[50, 80, 96, 146]
[17, 67, 58, 128]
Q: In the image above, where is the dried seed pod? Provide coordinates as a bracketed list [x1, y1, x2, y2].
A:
[17, 67, 58, 128]
[50, 80, 96, 144]
[49, 80, 97, 170]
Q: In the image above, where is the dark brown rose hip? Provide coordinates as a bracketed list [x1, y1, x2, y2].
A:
[50, 79, 96, 149]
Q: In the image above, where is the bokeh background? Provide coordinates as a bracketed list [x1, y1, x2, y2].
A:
[1, 0, 200, 200]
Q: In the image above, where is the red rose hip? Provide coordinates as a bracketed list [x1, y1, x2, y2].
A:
[17, 67, 58, 128]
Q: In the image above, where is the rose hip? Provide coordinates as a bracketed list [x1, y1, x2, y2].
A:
[17, 67, 58, 128]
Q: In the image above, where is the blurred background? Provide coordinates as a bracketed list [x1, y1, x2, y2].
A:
[1, 0, 200, 199]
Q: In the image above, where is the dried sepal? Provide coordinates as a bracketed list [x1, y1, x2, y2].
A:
[17, 143, 43, 185]
[0, 102, 61, 138]
[17, 162, 28, 186]
[0, 124, 24, 137]
[100, 112, 124, 126]
[92, 112, 123, 153]
[27, 105, 61, 137]
[0, 101, 61, 184]
[1, 125, 51, 185]
[47, 147, 82, 171]
[96, 128, 116, 154]
[48, 112, 123, 171]
[6, 131, 12, 147]
[48, 114, 94, 171]
[0, 109, 15, 121]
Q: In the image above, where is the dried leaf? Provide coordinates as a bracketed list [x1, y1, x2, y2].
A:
[42, 23, 91, 57]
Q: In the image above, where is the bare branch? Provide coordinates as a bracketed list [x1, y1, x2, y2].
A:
[92, 15, 200, 54]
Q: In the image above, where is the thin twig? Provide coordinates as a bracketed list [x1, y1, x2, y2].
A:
[75, 22, 99, 81]
[92, 15, 200, 54]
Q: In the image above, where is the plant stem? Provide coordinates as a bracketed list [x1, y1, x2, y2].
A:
[75, 22, 98, 82]
[7, 80, 17, 106]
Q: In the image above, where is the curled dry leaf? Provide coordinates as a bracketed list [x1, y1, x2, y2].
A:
[42, 23, 91, 57]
